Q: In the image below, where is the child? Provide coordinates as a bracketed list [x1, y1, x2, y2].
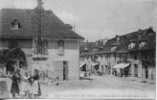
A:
[20, 70, 30, 97]
[29, 69, 41, 98]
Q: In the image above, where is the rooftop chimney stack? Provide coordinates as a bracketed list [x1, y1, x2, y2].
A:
[37, 0, 44, 9]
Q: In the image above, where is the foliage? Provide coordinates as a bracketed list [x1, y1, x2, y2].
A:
[0, 48, 27, 67]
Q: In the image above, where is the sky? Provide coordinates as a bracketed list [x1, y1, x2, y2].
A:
[0, 0, 156, 42]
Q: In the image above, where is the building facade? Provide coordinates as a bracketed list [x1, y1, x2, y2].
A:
[80, 27, 156, 81]
[0, 1, 84, 81]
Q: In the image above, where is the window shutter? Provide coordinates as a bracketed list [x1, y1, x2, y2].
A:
[58, 40, 64, 56]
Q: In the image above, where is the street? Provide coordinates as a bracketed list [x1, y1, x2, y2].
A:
[0, 75, 155, 99]
[40, 75, 155, 99]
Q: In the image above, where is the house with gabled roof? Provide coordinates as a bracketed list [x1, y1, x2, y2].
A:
[0, 0, 84, 80]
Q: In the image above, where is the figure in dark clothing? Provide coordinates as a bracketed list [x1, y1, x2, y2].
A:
[10, 70, 21, 98]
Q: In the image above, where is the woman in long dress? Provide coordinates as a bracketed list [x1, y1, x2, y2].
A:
[10, 69, 21, 98]
[19, 66, 31, 97]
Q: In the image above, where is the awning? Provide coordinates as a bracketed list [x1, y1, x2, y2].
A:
[80, 63, 86, 68]
[113, 63, 130, 69]
[92, 63, 99, 66]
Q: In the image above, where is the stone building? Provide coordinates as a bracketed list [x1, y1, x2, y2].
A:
[127, 28, 156, 80]
[80, 27, 156, 80]
[0, 0, 84, 80]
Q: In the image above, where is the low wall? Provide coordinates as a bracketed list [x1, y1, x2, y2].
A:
[0, 78, 12, 98]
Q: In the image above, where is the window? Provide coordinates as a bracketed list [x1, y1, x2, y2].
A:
[33, 38, 48, 56]
[11, 19, 22, 30]
[139, 41, 146, 48]
[134, 64, 138, 77]
[57, 40, 64, 56]
[128, 42, 136, 49]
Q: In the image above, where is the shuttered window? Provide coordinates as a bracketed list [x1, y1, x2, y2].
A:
[57, 40, 64, 56]
[33, 38, 48, 56]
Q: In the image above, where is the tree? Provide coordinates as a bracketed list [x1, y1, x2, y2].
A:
[5, 48, 27, 67]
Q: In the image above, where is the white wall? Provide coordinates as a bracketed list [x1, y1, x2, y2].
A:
[47, 40, 80, 80]
[0, 39, 80, 80]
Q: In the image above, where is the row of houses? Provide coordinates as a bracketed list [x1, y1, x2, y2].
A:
[80, 27, 156, 80]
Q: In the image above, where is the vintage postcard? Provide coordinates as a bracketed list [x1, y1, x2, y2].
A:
[0, 0, 156, 99]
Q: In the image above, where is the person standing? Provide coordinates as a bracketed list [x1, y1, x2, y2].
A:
[10, 67, 21, 98]
[30, 69, 41, 98]
[19, 66, 30, 97]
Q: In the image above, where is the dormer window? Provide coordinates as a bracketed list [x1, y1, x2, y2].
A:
[11, 19, 22, 30]
[128, 42, 136, 49]
[139, 41, 146, 48]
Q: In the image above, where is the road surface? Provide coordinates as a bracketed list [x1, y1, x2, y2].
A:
[40, 75, 155, 99]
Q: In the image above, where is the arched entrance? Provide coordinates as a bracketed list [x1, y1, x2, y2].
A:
[5, 48, 27, 73]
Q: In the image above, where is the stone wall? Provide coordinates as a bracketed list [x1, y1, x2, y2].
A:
[0, 39, 80, 81]
[47, 40, 80, 80]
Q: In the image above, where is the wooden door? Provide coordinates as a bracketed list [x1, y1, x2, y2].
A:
[63, 61, 68, 80]
[134, 64, 138, 77]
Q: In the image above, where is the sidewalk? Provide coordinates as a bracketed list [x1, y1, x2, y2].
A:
[91, 74, 155, 84]
[119, 76, 155, 84]
[39, 75, 155, 99]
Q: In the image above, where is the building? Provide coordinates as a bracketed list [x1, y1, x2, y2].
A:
[80, 41, 104, 74]
[0, 0, 84, 80]
[127, 28, 156, 80]
[80, 27, 156, 81]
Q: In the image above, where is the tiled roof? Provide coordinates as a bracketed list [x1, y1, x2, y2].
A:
[104, 27, 156, 52]
[80, 27, 156, 56]
[0, 8, 84, 40]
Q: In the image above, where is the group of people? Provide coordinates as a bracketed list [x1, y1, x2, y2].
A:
[7, 63, 41, 98]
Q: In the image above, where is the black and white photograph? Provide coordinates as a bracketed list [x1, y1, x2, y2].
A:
[0, 0, 156, 99]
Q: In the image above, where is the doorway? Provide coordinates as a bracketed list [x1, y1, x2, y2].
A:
[134, 64, 138, 77]
[63, 61, 68, 80]
[145, 66, 148, 79]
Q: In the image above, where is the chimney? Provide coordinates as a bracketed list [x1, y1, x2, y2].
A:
[36, 0, 44, 9]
